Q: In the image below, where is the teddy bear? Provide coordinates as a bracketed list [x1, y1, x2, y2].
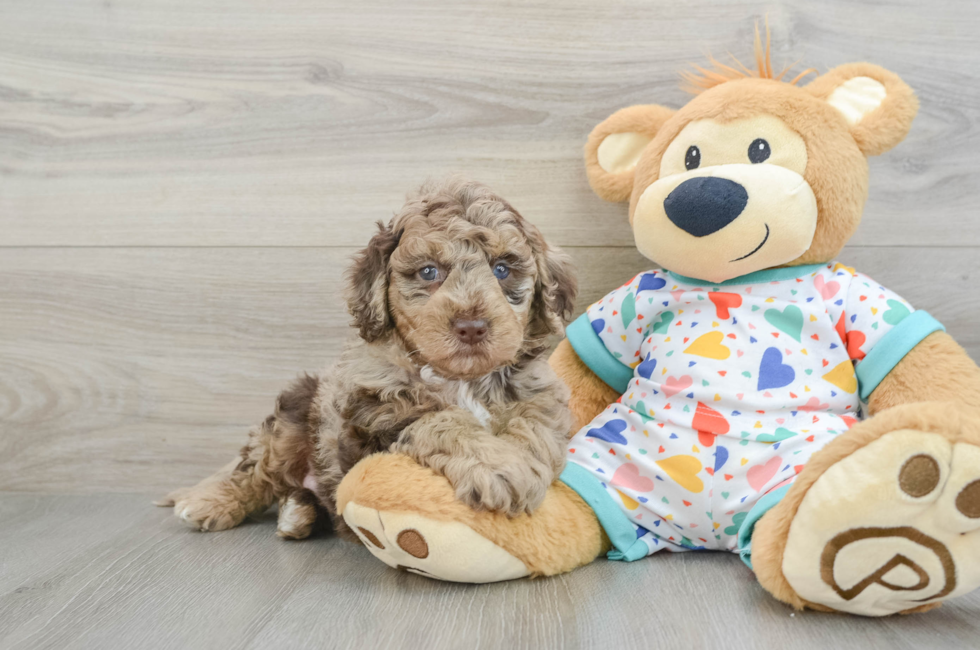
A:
[337, 32, 980, 616]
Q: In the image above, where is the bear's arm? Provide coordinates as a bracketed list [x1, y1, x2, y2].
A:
[868, 331, 980, 415]
[549, 339, 620, 431]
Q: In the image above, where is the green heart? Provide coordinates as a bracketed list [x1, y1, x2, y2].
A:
[702, 379, 709, 386]
[592, 453, 600, 459]
[751, 305, 760, 312]
[757, 427, 797, 444]
[652, 311, 674, 334]
[662, 497, 670, 504]
[884, 301, 912, 326]
[724, 512, 747, 536]
[764, 305, 804, 342]
[742, 371, 752, 378]
[633, 401, 655, 422]
[639, 449, 648, 455]
[621, 292, 636, 328]
[805, 369, 813, 375]
[721, 491, 730, 499]
[666, 350, 674, 357]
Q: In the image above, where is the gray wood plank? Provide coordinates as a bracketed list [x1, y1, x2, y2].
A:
[1, 0, 979, 248]
[0, 493, 978, 650]
[1, 246, 978, 493]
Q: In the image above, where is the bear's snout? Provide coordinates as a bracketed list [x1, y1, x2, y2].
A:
[663, 176, 748, 237]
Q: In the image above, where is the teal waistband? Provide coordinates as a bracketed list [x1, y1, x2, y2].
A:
[566, 313, 633, 394]
[856, 310, 944, 401]
[667, 263, 826, 287]
[737, 484, 791, 570]
[560, 462, 650, 562]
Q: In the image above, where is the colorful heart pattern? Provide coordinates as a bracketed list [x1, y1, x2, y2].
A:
[566, 264, 918, 557]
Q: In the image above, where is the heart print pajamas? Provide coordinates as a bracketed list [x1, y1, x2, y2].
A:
[560, 263, 944, 565]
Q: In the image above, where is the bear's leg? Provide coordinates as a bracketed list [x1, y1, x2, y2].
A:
[750, 402, 980, 616]
[336, 453, 609, 582]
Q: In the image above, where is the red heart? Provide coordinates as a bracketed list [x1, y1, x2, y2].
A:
[847, 329, 867, 360]
[692, 402, 730, 435]
[708, 292, 742, 319]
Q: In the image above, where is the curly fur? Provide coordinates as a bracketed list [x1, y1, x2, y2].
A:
[158, 177, 577, 540]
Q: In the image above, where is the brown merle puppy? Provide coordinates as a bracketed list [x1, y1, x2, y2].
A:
[157, 178, 577, 541]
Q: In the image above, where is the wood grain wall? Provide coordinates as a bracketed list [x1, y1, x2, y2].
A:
[2, 0, 978, 493]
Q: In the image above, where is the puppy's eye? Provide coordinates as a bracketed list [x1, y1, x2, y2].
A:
[748, 138, 771, 164]
[492, 263, 510, 280]
[418, 265, 440, 282]
[685, 145, 700, 170]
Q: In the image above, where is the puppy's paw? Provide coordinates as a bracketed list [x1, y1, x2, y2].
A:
[451, 458, 550, 517]
[171, 487, 248, 532]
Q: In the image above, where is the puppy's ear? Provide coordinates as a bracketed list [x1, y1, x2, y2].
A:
[528, 228, 577, 339]
[806, 63, 918, 157]
[585, 104, 676, 203]
[346, 221, 399, 342]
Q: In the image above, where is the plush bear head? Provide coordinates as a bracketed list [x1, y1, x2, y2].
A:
[585, 33, 918, 283]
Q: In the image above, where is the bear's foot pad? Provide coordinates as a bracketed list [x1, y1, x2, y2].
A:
[342, 501, 529, 583]
[783, 429, 980, 616]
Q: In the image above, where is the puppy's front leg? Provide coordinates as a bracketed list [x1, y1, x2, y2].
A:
[392, 408, 552, 516]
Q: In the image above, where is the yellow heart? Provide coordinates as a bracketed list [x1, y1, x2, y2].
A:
[765, 297, 775, 303]
[684, 331, 731, 360]
[655, 455, 704, 493]
[822, 360, 857, 394]
[833, 263, 856, 275]
[810, 314, 818, 322]
[800, 348, 808, 355]
[871, 307, 878, 315]
[714, 393, 721, 401]
[712, 321, 719, 327]
[741, 458, 748, 466]
[617, 489, 640, 511]
[621, 335, 627, 342]
[692, 445, 700, 453]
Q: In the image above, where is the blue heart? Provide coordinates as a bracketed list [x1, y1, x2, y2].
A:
[636, 352, 657, 379]
[758, 347, 795, 390]
[638, 274, 667, 293]
[713, 446, 729, 472]
[591, 318, 605, 335]
[586, 419, 628, 445]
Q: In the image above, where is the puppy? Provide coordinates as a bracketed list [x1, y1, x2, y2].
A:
[158, 178, 577, 541]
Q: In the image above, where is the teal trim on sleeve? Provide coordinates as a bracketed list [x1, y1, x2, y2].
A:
[667, 263, 825, 287]
[566, 313, 633, 394]
[856, 310, 945, 401]
[560, 462, 650, 562]
[738, 484, 791, 570]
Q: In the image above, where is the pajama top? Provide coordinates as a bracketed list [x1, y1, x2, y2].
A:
[560, 262, 944, 563]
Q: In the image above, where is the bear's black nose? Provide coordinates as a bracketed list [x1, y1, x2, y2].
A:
[663, 177, 749, 237]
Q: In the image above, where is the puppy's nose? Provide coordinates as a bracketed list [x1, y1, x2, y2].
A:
[663, 177, 748, 237]
[453, 319, 488, 345]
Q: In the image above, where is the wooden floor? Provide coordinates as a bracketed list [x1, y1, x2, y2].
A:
[2, 0, 980, 647]
[1, 493, 978, 650]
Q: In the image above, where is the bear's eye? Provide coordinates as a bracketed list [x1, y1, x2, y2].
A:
[492, 262, 510, 280]
[748, 138, 771, 164]
[685, 145, 701, 170]
[418, 265, 440, 282]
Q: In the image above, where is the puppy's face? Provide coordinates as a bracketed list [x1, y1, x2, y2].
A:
[347, 181, 576, 380]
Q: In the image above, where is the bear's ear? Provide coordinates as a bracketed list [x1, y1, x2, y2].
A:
[585, 104, 675, 202]
[806, 63, 918, 157]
